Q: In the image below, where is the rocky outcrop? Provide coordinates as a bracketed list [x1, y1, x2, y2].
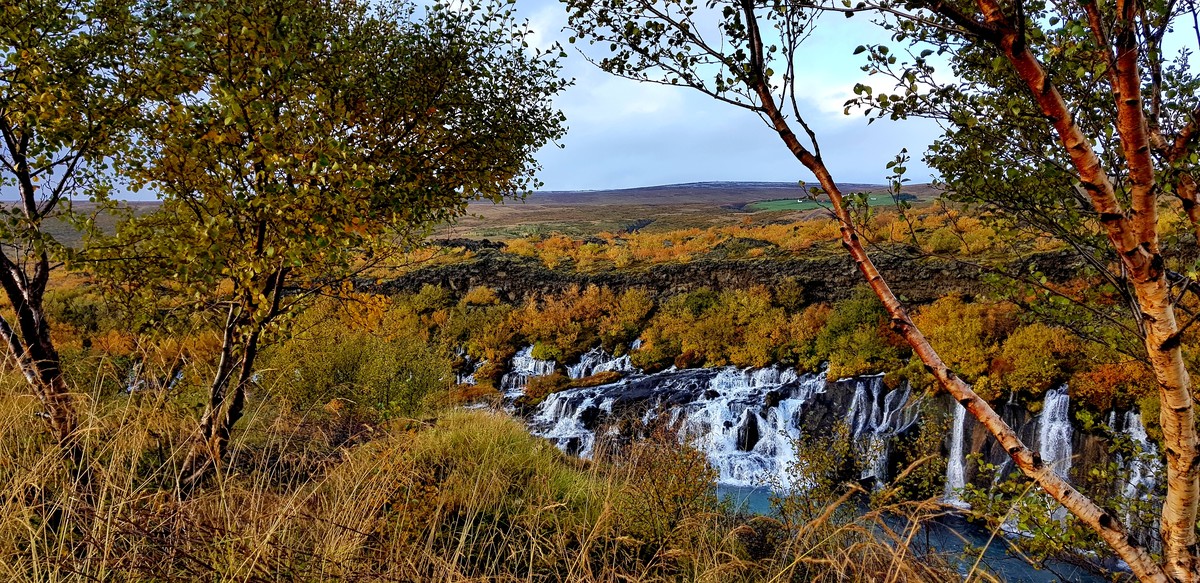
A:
[371, 246, 1065, 304]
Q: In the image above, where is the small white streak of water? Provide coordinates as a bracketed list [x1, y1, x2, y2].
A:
[1038, 386, 1073, 480]
[944, 402, 969, 508]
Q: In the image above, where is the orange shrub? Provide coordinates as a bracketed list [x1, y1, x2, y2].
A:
[460, 286, 501, 307]
[1070, 361, 1154, 410]
[523, 372, 570, 405]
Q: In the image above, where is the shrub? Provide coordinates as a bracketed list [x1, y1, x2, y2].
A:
[459, 285, 501, 307]
[598, 288, 654, 352]
[611, 424, 718, 556]
[781, 303, 831, 371]
[514, 285, 608, 363]
[1069, 360, 1154, 411]
[815, 287, 907, 379]
[995, 323, 1078, 399]
[912, 295, 1015, 383]
[262, 297, 451, 419]
[523, 372, 571, 405]
[571, 370, 623, 388]
[632, 286, 792, 370]
[925, 227, 963, 254]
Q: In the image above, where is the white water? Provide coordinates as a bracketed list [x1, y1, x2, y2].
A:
[531, 364, 920, 490]
[844, 376, 917, 483]
[1122, 411, 1160, 502]
[677, 367, 815, 488]
[515, 347, 1164, 524]
[944, 402, 969, 508]
[456, 360, 481, 386]
[1038, 386, 1073, 479]
[499, 346, 557, 399]
[567, 347, 636, 379]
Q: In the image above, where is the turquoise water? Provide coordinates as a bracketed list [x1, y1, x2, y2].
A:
[716, 485, 1110, 583]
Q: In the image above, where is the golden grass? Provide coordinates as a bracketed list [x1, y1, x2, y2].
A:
[0, 376, 967, 582]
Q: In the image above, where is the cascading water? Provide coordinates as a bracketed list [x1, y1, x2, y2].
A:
[510, 345, 1162, 535]
[843, 376, 918, 483]
[499, 346, 557, 399]
[567, 347, 636, 379]
[530, 362, 919, 490]
[1122, 411, 1160, 501]
[944, 402, 969, 508]
[677, 367, 817, 488]
[1038, 386, 1073, 479]
[456, 362, 481, 386]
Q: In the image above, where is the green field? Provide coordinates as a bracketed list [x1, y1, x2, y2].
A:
[745, 194, 911, 212]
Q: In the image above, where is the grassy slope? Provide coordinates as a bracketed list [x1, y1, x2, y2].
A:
[0, 383, 960, 582]
[439, 182, 940, 239]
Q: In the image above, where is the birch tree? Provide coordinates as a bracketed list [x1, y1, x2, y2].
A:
[563, 0, 1198, 579]
[94, 0, 567, 492]
[0, 0, 149, 469]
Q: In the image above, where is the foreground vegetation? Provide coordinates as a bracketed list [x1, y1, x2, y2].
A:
[1, 376, 975, 582]
[0, 266, 1151, 580]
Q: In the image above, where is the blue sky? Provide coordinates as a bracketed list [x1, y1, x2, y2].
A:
[520, 0, 945, 191]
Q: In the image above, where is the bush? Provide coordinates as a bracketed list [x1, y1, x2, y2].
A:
[912, 295, 1015, 383]
[523, 372, 570, 405]
[781, 303, 831, 372]
[512, 285, 655, 363]
[262, 297, 451, 419]
[459, 285, 501, 306]
[1069, 360, 1154, 410]
[994, 322, 1078, 399]
[571, 370, 623, 387]
[815, 287, 907, 379]
[925, 227, 963, 254]
[610, 424, 718, 556]
[632, 286, 793, 370]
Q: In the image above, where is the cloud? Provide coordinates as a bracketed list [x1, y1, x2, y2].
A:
[519, 0, 943, 191]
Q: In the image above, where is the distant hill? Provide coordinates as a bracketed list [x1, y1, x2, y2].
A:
[443, 181, 942, 239]
[528, 181, 940, 207]
[14, 182, 943, 245]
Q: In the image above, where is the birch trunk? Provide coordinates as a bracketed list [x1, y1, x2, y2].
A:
[967, 1, 1200, 575]
[731, 1, 1173, 577]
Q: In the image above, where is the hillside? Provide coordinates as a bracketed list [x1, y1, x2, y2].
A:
[439, 181, 941, 239]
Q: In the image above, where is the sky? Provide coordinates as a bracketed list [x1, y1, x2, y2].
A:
[518, 0, 945, 191]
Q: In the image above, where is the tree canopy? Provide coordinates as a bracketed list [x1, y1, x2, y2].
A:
[87, 0, 567, 489]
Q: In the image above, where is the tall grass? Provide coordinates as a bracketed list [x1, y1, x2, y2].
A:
[0, 374, 965, 582]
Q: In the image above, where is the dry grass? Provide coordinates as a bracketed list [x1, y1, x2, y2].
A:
[0, 375, 967, 582]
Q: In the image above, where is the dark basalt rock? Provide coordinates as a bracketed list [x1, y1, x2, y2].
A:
[764, 389, 785, 410]
[368, 247, 1040, 305]
[736, 410, 760, 451]
[578, 405, 603, 430]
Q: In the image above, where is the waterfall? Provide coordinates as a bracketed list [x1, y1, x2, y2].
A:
[844, 376, 917, 483]
[499, 346, 557, 398]
[844, 379, 872, 437]
[530, 361, 918, 490]
[679, 367, 822, 488]
[944, 402, 969, 508]
[456, 360, 482, 386]
[1123, 411, 1160, 501]
[1037, 386, 1073, 480]
[510, 342, 1170, 553]
[567, 347, 637, 379]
